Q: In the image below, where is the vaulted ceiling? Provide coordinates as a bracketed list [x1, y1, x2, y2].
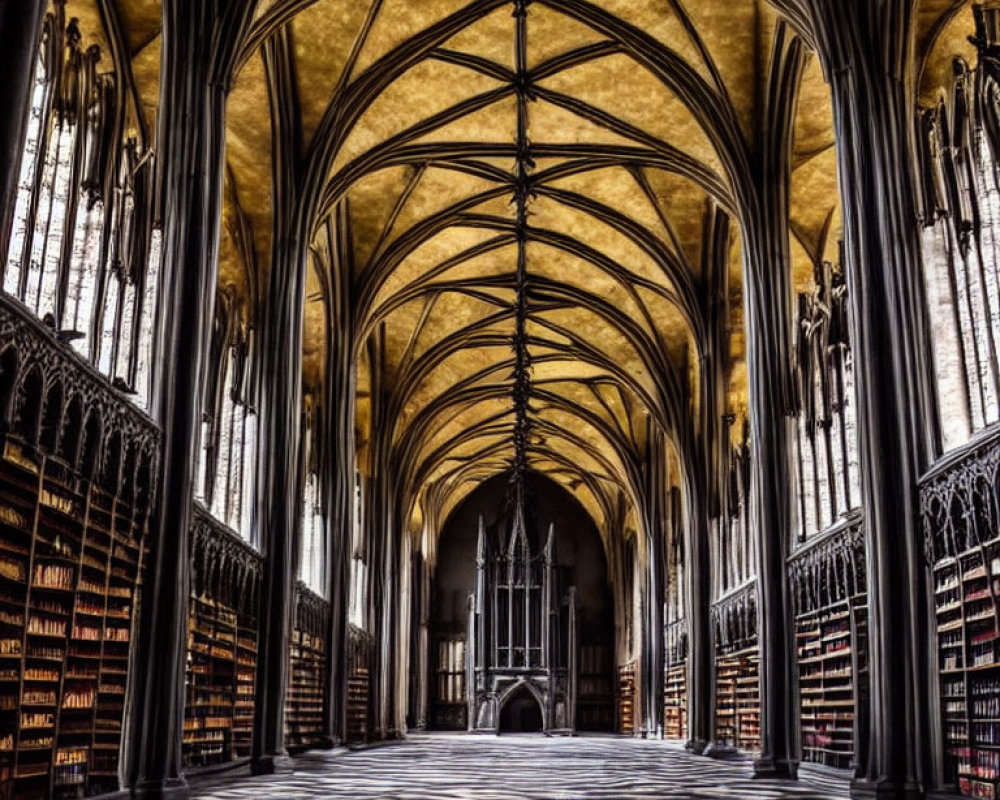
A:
[84, 0, 981, 545]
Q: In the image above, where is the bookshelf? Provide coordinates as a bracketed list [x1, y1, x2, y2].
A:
[788, 515, 867, 774]
[664, 663, 687, 739]
[0, 437, 154, 800]
[0, 296, 162, 799]
[712, 582, 759, 753]
[182, 506, 261, 770]
[714, 648, 760, 752]
[576, 644, 613, 731]
[617, 662, 636, 735]
[933, 545, 1000, 799]
[920, 425, 1000, 797]
[795, 594, 866, 769]
[432, 636, 466, 730]
[664, 618, 688, 740]
[285, 584, 330, 751]
[346, 624, 373, 744]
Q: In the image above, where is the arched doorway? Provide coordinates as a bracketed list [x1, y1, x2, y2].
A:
[499, 685, 543, 734]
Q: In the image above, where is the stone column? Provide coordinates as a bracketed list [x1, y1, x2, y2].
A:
[318, 205, 356, 746]
[681, 459, 713, 752]
[637, 423, 668, 740]
[127, 2, 253, 796]
[251, 27, 312, 774]
[740, 26, 807, 781]
[774, 2, 937, 795]
[690, 207, 733, 756]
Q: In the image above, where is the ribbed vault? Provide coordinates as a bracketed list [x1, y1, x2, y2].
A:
[233, 0, 817, 548]
[79, 0, 990, 553]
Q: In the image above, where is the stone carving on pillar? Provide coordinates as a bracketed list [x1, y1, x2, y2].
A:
[916, 7, 1000, 447]
[0, 0, 47, 262]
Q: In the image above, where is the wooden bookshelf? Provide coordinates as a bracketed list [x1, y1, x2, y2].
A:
[576, 644, 613, 731]
[617, 662, 636, 735]
[183, 597, 235, 767]
[795, 594, 866, 769]
[712, 583, 759, 752]
[664, 662, 687, 739]
[933, 546, 1000, 799]
[346, 624, 373, 744]
[285, 583, 330, 751]
[664, 618, 688, 740]
[432, 636, 466, 730]
[788, 515, 867, 775]
[0, 297, 161, 798]
[182, 506, 261, 770]
[0, 434, 154, 800]
[715, 648, 760, 752]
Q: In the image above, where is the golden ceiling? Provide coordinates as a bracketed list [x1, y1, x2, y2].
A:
[86, 0, 977, 545]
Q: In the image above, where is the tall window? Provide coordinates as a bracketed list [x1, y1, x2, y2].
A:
[793, 261, 861, 541]
[4, 10, 159, 409]
[920, 52, 1000, 449]
[667, 504, 684, 624]
[296, 401, 328, 594]
[195, 308, 257, 543]
[299, 470, 326, 594]
[349, 472, 368, 629]
[717, 421, 756, 594]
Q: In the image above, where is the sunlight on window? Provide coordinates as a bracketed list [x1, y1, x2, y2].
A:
[5, 67, 48, 297]
[135, 228, 162, 410]
[794, 267, 861, 542]
[299, 473, 326, 594]
[198, 337, 259, 545]
[97, 269, 120, 376]
[4, 24, 158, 406]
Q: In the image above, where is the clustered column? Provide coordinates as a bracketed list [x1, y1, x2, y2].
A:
[126, 2, 255, 797]
[792, 2, 937, 795]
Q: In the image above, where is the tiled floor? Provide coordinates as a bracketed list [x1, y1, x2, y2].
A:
[189, 733, 850, 799]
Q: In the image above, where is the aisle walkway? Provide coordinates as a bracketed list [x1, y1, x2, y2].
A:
[189, 733, 850, 799]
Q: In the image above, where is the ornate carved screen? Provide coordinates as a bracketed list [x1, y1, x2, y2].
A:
[467, 513, 577, 734]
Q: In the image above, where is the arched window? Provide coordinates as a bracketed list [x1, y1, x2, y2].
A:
[296, 398, 327, 594]
[3, 8, 160, 411]
[194, 306, 258, 544]
[717, 420, 755, 596]
[919, 51, 1000, 449]
[349, 471, 368, 630]
[792, 261, 861, 542]
[299, 471, 326, 594]
[134, 227, 162, 409]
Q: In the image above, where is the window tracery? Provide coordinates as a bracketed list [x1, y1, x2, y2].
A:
[717, 419, 756, 595]
[349, 472, 368, 630]
[793, 261, 861, 542]
[919, 26, 1000, 449]
[194, 299, 258, 544]
[298, 408, 326, 595]
[3, 5, 159, 410]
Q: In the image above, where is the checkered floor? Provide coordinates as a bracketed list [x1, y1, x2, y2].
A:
[188, 733, 850, 799]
